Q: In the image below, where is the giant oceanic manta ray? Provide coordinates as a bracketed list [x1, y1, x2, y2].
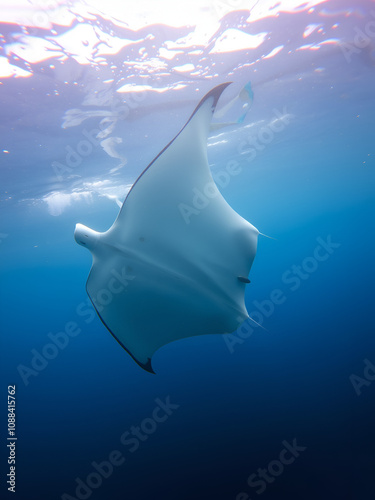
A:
[74, 83, 259, 373]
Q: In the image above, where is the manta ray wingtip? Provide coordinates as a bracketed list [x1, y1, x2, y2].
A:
[192, 82, 232, 117]
[138, 358, 155, 374]
[259, 232, 277, 241]
[126, 350, 155, 373]
[206, 82, 232, 107]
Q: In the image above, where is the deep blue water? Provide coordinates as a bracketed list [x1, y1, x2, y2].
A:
[1, 1, 375, 499]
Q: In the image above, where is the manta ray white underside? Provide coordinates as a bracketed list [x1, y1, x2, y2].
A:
[74, 83, 259, 373]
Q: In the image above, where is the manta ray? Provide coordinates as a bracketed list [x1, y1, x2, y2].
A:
[74, 83, 259, 373]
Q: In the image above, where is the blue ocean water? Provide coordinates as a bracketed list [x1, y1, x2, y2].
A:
[1, 1, 375, 499]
